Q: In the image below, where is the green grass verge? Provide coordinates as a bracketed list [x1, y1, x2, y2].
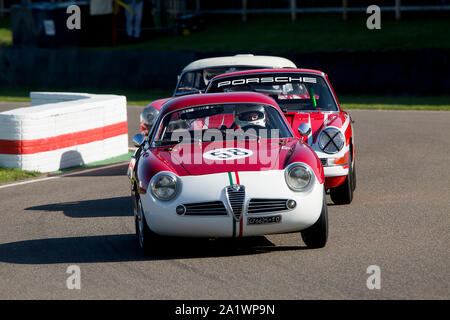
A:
[0, 87, 31, 102]
[89, 89, 171, 105]
[125, 94, 450, 110]
[52, 152, 133, 174]
[0, 87, 448, 110]
[0, 168, 42, 184]
[340, 95, 450, 111]
[0, 87, 172, 106]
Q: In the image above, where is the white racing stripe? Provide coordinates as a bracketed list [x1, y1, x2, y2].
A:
[0, 161, 128, 189]
[307, 113, 313, 145]
[341, 116, 351, 132]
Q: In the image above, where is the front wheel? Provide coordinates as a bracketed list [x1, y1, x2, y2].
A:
[134, 196, 159, 255]
[301, 187, 328, 249]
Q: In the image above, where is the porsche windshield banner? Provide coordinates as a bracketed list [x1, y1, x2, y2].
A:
[216, 75, 318, 88]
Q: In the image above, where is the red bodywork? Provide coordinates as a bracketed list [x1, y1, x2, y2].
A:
[205, 69, 355, 190]
[134, 92, 324, 194]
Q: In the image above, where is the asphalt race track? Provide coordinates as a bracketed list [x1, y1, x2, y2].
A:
[0, 105, 449, 299]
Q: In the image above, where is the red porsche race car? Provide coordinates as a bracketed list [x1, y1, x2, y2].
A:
[205, 69, 356, 205]
[128, 92, 328, 254]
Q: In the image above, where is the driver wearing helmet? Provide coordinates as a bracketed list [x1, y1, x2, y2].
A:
[202, 67, 237, 87]
[203, 70, 217, 87]
[233, 104, 267, 130]
[140, 107, 159, 136]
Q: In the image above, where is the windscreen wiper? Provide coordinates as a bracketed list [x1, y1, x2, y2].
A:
[155, 140, 183, 147]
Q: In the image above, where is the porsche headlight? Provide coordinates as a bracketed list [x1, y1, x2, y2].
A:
[285, 163, 313, 191]
[150, 172, 178, 200]
[319, 128, 345, 154]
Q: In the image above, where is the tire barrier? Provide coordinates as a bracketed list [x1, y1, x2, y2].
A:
[0, 92, 128, 172]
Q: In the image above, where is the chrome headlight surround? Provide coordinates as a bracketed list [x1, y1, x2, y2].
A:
[285, 163, 314, 192]
[150, 172, 180, 201]
[318, 127, 345, 154]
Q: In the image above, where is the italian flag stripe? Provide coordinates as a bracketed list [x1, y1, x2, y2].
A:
[227, 172, 233, 185]
[228, 171, 243, 238]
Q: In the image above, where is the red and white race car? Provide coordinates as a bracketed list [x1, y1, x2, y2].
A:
[205, 69, 356, 205]
[129, 92, 328, 254]
[139, 55, 296, 135]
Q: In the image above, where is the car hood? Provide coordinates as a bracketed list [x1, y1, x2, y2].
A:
[152, 138, 299, 176]
[284, 112, 346, 144]
[147, 97, 173, 111]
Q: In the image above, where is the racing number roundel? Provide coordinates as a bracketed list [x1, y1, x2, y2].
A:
[203, 148, 253, 160]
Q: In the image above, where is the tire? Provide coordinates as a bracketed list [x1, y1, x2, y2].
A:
[330, 157, 354, 205]
[351, 159, 356, 192]
[134, 195, 159, 255]
[301, 188, 328, 249]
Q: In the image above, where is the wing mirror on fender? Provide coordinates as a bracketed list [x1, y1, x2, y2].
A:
[298, 123, 312, 140]
[133, 134, 146, 147]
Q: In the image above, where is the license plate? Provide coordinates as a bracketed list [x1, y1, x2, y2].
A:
[247, 215, 281, 225]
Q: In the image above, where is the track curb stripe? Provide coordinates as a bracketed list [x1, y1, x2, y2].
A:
[0, 121, 128, 155]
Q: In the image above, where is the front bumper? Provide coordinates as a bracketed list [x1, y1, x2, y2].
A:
[315, 147, 350, 178]
[322, 163, 349, 177]
[140, 170, 324, 238]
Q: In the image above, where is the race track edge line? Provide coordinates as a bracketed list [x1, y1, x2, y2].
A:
[0, 161, 128, 189]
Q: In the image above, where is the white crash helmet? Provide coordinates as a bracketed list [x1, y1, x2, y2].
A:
[203, 67, 237, 86]
[234, 104, 266, 128]
[140, 106, 159, 127]
[203, 69, 216, 86]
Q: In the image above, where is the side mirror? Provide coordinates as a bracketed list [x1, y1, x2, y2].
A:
[298, 123, 312, 138]
[133, 134, 146, 148]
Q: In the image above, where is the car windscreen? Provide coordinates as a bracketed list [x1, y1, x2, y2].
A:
[175, 66, 267, 95]
[153, 103, 292, 147]
[206, 73, 338, 112]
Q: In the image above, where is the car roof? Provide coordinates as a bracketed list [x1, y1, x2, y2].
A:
[161, 92, 281, 114]
[209, 68, 325, 81]
[181, 55, 297, 73]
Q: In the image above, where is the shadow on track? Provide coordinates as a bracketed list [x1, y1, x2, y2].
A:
[49, 163, 129, 178]
[25, 196, 133, 218]
[66, 163, 129, 177]
[0, 234, 307, 264]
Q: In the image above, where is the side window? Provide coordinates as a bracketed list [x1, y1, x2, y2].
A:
[178, 73, 194, 89]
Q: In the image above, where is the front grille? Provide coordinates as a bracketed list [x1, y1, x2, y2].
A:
[320, 158, 328, 167]
[183, 201, 227, 216]
[248, 199, 290, 214]
[226, 185, 246, 221]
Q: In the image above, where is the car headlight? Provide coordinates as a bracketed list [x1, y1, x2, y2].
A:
[285, 163, 313, 191]
[150, 172, 178, 200]
[140, 106, 159, 128]
[319, 128, 345, 154]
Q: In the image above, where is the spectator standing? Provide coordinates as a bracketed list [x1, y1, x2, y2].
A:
[124, 0, 144, 39]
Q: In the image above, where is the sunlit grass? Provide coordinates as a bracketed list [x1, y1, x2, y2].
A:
[0, 168, 42, 184]
[0, 87, 448, 110]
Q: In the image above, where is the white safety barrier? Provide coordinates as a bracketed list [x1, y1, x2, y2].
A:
[0, 92, 128, 172]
